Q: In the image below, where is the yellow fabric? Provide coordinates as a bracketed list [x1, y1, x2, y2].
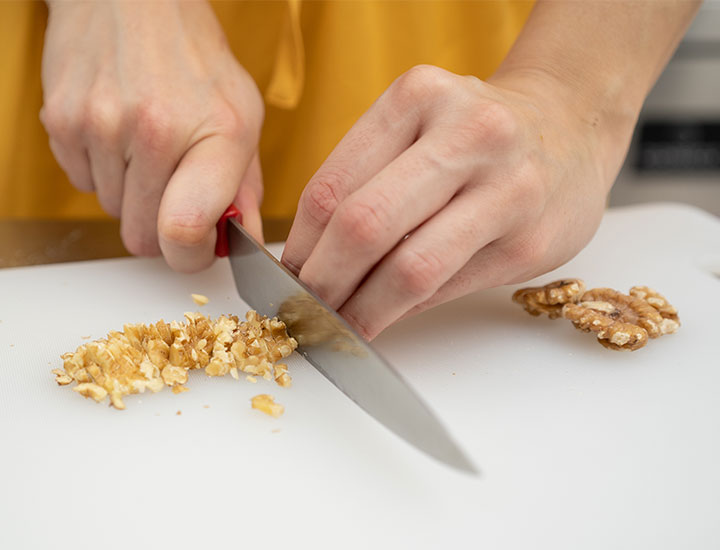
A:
[264, 0, 305, 110]
[0, 0, 534, 221]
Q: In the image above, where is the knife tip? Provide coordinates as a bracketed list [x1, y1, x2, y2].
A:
[446, 453, 481, 477]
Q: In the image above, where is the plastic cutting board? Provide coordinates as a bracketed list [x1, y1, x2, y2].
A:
[1, 203, 719, 549]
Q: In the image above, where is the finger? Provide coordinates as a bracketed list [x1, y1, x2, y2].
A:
[47, 137, 94, 192]
[338, 186, 512, 340]
[281, 78, 426, 275]
[88, 148, 125, 218]
[393, 241, 518, 327]
[234, 151, 264, 244]
[158, 135, 254, 273]
[400, 228, 555, 322]
[84, 97, 126, 218]
[41, 100, 95, 192]
[298, 132, 472, 309]
[120, 143, 178, 257]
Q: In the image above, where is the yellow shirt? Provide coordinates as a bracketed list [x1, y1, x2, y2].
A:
[0, 0, 533, 223]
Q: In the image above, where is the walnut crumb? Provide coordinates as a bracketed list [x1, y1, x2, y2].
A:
[73, 383, 107, 403]
[191, 294, 209, 306]
[251, 394, 284, 418]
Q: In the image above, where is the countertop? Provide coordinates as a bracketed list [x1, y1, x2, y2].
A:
[0, 217, 293, 268]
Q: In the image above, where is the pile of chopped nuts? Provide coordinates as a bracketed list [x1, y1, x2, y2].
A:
[53, 310, 297, 409]
[513, 279, 680, 351]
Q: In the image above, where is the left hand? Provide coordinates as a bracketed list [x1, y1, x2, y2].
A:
[282, 65, 617, 340]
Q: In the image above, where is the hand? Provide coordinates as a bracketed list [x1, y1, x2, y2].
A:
[282, 64, 617, 340]
[41, 0, 264, 272]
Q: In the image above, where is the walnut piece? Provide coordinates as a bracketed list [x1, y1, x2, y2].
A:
[73, 383, 108, 403]
[629, 286, 680, 332]
[54, 311, 297, 409]
[563, 287, 680, 351]
[512, 279, 586, 319]
[273, 363, 292, 388]
[51, 368, 73, 386]
[513, 280, 680, 351]
[191, 294, 209, 306]
[251, 394, 284, 418]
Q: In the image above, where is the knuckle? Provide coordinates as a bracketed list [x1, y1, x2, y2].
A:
[158, 211, 212, 249]
[468, 102, 519, 149]
[83, 92, 123, 143]
[40, 99, 73, 138]
[434, 102, 520, 163]
[394, 248, 445, 298]
[390, 64, 451, 109]
[300, 174, 345, 227]
[335, 200, 386, 248]
[134, 100, 175, 152]
[209, 102, 251, 142]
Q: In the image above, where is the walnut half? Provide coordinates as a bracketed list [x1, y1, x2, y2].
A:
[512, 279, 586, 319]
[513, 279, 680, 351]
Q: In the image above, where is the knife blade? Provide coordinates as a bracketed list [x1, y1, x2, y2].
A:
[225, 217, 477, 474]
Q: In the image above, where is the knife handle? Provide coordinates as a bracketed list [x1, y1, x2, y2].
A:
[215, 205, 243, 257]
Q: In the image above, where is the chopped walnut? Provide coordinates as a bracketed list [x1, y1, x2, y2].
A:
[512, 279, 586, 319]
[251, 394, 284, 418]
[161, 365, 189, 386]
[51, 368, 73, 386]
[54, 311, 297, 409]
[73, 383, 108, 403]
[172, 385, 189, 394]
[274, 363, 292, 388]
[191, 294, 209, 306]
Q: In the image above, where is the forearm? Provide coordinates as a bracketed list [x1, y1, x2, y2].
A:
[491, 0, 701, 184]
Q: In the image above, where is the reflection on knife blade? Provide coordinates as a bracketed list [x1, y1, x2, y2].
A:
[278, 292, 366, 357]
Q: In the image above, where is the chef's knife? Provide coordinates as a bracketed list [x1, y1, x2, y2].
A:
[216, 207, 477, 474]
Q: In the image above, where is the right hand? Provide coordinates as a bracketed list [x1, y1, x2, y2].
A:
[41, 0, 265, 272]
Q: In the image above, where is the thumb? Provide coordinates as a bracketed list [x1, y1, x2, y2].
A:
[157, 135, 253, 273]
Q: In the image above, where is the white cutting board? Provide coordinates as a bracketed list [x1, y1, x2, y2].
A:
[1, 203, 718, 550]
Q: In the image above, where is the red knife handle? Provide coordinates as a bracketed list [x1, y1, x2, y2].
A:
[215, 205, 242, 257]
